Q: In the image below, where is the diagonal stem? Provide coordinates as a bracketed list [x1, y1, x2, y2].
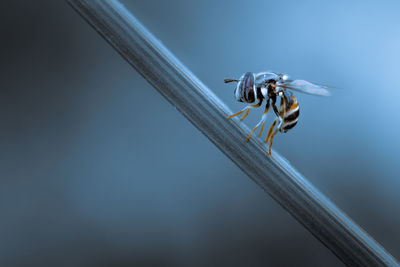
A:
[67, 1, 399, 266]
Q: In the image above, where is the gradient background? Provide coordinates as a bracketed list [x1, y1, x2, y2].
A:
[1, 0, 400, 266]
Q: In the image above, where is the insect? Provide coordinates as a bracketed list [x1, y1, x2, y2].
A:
[224, 72, 330, 156]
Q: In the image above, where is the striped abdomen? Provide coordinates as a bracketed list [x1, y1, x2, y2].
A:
[280, 91, 299, 133]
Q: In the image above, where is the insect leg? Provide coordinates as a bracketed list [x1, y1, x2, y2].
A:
[258, 100, 271, 136]
[264, 93, 280, 143]
[228, 99, 262, 120]
[239, 99, 262, 120]
[240, 108, 251, 120]
[258, 122, 265, 136]
[265, 93, 285, 155]
[246, 100, 270, 142]
[265, 119, 277, 144]
[268, 123, 280, 156]
[228, 110, 245, 119]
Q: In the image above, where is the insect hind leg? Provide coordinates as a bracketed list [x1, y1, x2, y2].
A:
[265, 120, 277, 144]
[268, 120, 281, 156]
[265, 116, 282, 156]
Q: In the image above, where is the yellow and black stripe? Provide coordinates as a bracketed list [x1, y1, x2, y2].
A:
[280, 92, 299, 133]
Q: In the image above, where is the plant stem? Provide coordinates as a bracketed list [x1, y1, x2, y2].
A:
[67, 1, 398, 266]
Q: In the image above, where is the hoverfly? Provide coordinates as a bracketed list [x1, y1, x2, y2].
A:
[224, 72, 330, 156]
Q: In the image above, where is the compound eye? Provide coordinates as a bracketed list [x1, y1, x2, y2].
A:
[240, 73, 255, 90]
[236, 72, 256, 103]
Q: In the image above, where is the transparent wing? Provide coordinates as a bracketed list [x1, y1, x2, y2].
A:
[276, 80, 331, 96]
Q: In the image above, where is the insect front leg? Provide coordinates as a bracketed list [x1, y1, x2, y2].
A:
[246, 100, 270, 142]
[228, 99, 262, 120]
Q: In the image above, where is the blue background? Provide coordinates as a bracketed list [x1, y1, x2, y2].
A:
[1, 0, 400, 266]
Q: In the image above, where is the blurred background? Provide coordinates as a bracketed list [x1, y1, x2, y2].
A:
[1, 0, 400, 266]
